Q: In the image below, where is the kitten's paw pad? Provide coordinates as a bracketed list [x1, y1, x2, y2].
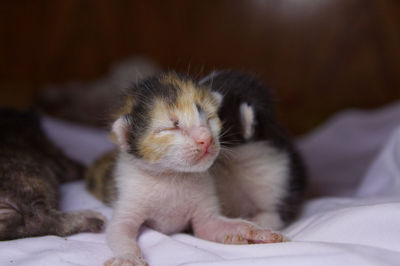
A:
[104, 256, 148, 266]
[80, 210, 107, 233]
[244, 228, 285, 244]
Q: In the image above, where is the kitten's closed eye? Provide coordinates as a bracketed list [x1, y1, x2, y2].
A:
[196, 104, 216, 122]
[207, 114, 217, 121]
[155, 120, 180, 134]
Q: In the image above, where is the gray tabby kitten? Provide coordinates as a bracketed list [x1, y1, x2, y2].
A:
[0, 108, 105, 240]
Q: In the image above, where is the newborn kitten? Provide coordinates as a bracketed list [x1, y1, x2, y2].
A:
[88, 73, 284, 266]
[0, 108, 105, 240]
[200, 70, 306, 230]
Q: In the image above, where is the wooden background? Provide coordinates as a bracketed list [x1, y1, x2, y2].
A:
[0, 0, 399, 135]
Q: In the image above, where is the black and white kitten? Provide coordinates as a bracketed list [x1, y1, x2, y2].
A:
[200, 70, 307, 229]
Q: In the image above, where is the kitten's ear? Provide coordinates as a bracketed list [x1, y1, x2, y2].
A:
[110, 115, 130, 151]
[211, 91, 223, 108]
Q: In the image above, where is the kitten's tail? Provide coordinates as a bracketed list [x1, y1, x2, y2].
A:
[0, 200, 105, 240]
[85, 150, 118, 206]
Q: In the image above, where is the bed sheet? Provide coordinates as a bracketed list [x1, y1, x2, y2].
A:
[1, 101, 400, 266]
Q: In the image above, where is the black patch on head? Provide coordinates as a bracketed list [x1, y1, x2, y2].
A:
[123, 73, 191, 157]
[195, 103, 202, 113]
[195, 103, 206, 116]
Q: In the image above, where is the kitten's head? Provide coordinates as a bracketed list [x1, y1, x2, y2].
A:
[111, 72, 223, 173]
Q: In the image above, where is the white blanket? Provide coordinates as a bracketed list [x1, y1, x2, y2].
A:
[2, 102, 400, 266]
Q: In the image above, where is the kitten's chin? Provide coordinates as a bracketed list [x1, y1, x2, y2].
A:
[155, 151, 218, 173]
[182, 151, 219, 173]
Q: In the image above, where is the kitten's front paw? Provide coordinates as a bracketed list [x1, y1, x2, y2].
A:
[224, 226, 286, 244]
[104, 256, 148, 266]
[79, 210, 107, 233]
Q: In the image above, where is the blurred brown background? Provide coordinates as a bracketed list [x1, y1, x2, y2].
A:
[0, 0, 399, 135]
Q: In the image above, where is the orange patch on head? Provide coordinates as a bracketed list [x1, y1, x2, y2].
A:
[160, 73, 219, 115]
[174, 97, 196, 122]
[161, 73, 186, 90]
[151, 99, 173, 124]
[140, 133, 174, 162]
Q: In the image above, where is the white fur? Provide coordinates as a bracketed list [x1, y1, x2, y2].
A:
[112, 116, 130, 151]
[211, 91, 223, 107]
[105, 88, 286, 265]
[112, 153, 217, 234]
[106, 151, 284, 265]
[213, 141, 290, 230]
[239, 103, 255, 140]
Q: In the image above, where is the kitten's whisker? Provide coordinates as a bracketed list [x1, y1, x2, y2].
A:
[218, 147, 239, 161]
[219, 126, 234, 139]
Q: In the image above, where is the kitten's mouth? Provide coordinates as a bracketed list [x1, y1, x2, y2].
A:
[194, 148, 215, 164]
[197, 150, 210, 160]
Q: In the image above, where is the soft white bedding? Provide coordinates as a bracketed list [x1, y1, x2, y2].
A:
[2, 101, 400, 266]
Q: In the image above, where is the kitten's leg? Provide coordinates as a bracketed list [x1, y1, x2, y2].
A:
[192, 177, 285, 245]
[105, 210, 147, 266]
[193, 214, 284, 244]
[27, 199, 106, 236]
[49, 209, 106, 236]
[251, 211, 284, 230]
[0, 199, 105, 240]
[28, 208, 105, 237]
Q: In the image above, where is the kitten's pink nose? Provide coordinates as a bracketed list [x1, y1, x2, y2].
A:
[190, 127, 212, 153]
[197, 137, 211, 153]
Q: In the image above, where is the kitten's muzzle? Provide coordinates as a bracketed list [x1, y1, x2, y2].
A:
[189, 126, 212, 156]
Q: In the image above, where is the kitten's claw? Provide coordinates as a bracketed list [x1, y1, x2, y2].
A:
[104, 256, 148, 266]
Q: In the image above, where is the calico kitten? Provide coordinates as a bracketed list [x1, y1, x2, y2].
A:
[87, 73, 284, 266]
[200, 70, 306, 229]
[0, 108, 105, 240]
